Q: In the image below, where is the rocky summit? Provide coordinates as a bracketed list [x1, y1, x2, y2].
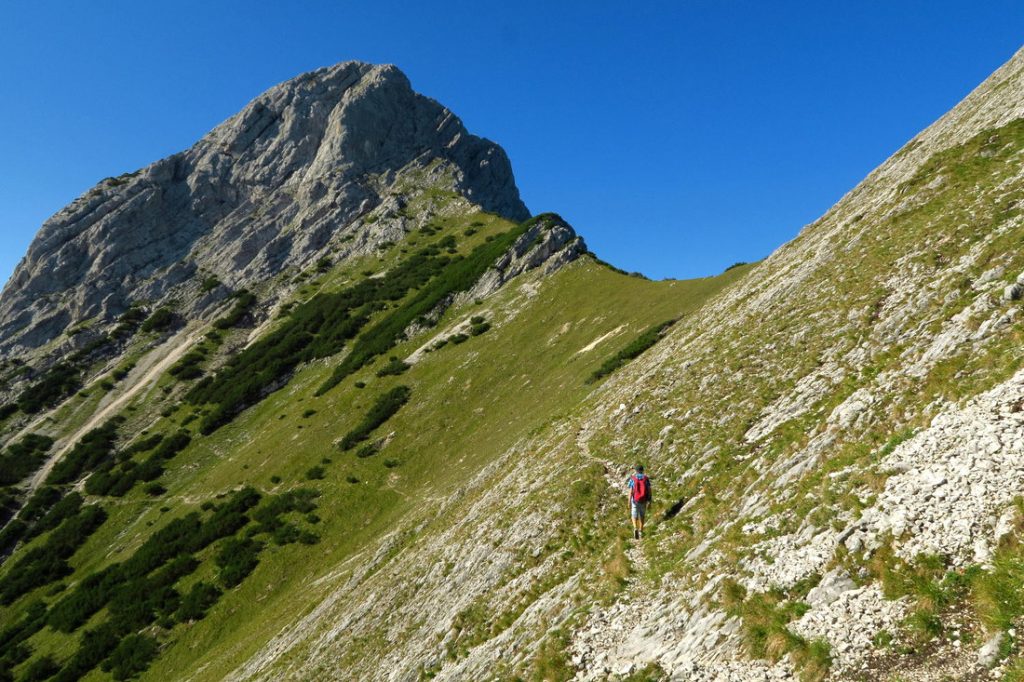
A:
[0, 62, 527, 356]
[3, 50, 1024, 682]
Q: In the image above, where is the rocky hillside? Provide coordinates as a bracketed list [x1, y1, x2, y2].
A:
[3, 48, 1024, 682]
[0, 61, 527, 357]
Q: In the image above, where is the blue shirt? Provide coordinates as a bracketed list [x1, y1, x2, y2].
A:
[627, 474, 650, 499]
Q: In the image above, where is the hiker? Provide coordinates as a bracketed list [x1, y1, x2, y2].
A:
[627, 464, 652, 539]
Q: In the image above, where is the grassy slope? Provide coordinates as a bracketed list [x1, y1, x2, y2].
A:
[557, 117, 1024, 677]
[0, 206, 751, 681]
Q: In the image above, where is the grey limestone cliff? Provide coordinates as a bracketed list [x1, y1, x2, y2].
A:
[0, 62, 529, 356]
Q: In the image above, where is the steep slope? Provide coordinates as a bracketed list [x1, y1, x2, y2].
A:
[227, 47, 1024, 681]
[5, 45, 1024, 682]
[0, 61, 750, 682]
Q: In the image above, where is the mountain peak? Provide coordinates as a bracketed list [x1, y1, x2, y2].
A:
[0, 62, 529, 354]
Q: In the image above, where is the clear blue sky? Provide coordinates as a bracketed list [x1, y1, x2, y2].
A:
[1, 2, 1022, 284]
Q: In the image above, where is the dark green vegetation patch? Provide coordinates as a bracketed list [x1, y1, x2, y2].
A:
[586, 319, 677, 384]
[0, 485, 324, 682]
[187, 235, 467, 433]
[339, 385, 411, 451]
[0, 434, 53, 486]
[316, 219, 537, 394]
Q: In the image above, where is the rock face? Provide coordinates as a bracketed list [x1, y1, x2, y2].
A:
[0, 62, 529, 355]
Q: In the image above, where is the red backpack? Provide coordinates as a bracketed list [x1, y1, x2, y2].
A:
[631, 474, 650, 502]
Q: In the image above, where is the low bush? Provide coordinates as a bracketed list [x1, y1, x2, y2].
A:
[47, 488, 260, 633]
[87, 430, 190, 498]
[140, 307, 176, 333]
[47, 418, 122, 485]
[144, 482, 166, 496]
[23, 492, 83, 541]
[217, 537, 262, 588]
[169, 350, 206, 380]
[586, 319, 677, 384]
[20, 653, 59, 681]
[175, 581, 221, 622]
[356, 443, 378, 458]
[376, 356, 410, 377]
[214, 290, 257, 329]
[339, 386, 411, 450]
[189, 237, 461, 432]
[0, 433, 53, 486]
[102, 633, 159, 681]
[17, 362, 80, 413]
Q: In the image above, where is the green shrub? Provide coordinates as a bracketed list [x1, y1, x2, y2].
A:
[17, 362, 80, 413]
[449, 333, 469, 345]
[376, 356, 410, 377]
[383, 459, 401, 468]
[47, 488, 260, 634]
[47, 418, 121, 485]
[101, 633, 159, 680]
[217, 537, 262, 587]
[140, 307, 175, 333]
[356, 443, 378, 458]
[302, 409, 317, 418]
[586, 319, 676, 384]
[339, 386, 411, 450]
[470, 322, 490, 336]
[144, 482, 166, 497]
[0, 433, 53, 485]
[213, 290, 257, 329]
[169, 350, 206, 380]
[175, 581, 221, 622]
[23, 491, 84, 541]
[86, 430, 190, 498]
[19, 653, 59, 681]
[200, 275, 221, 292]
[0, 600, 47, 671]
[305, 466, 326, 480]
[51, 621, 119, 682]
[346, 475, 359, 484]
[111, 363, 134, 381]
